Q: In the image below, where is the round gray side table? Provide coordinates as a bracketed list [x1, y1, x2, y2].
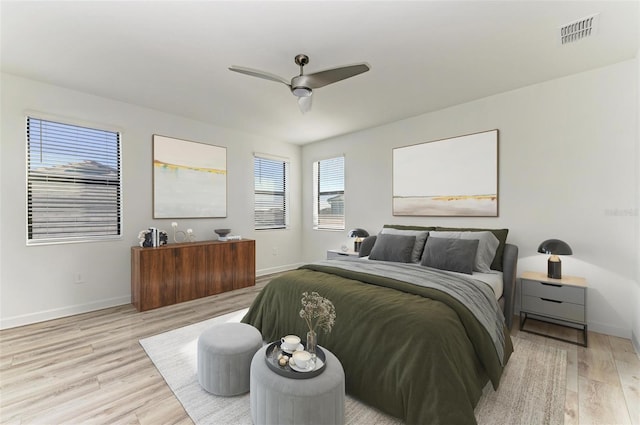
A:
[250, 345, 345, 425]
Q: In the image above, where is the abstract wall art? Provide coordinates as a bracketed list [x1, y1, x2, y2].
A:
[393, 129, 498, 217]
[153, 135, 227, 218]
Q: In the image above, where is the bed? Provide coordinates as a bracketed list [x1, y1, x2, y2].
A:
[242, 226, 518, 425]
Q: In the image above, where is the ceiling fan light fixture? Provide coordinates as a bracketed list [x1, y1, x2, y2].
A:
[291, 86, 312, 97]
[229, 54, 370, 113]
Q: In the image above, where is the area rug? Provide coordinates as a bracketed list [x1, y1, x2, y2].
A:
[140, 309, 566, 425]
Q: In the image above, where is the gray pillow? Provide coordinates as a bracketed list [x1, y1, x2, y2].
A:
[421, 237, 479, 275]
[369, 234, 416, 263]
[428, 231, 499, 273]
[380, 228, 429, 263]
[435, 227, 508, 271]
[358, 235, 377, 257]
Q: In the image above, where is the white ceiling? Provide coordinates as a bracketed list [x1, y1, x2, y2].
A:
[1, 1, 638, 145]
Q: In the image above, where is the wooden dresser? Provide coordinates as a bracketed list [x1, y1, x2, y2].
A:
[131, 239, 255, 311]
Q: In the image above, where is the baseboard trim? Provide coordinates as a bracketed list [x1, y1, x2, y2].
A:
[632, 330, 640, 355]
[588, 321, 632, 339]
[0, 295, 131, 330]
[257, 263, 303, 276]
[1, 266, 303, 330]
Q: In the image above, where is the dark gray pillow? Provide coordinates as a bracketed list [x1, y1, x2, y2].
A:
[428, 231, 499, 273]
[421, 237, 479, 275]
[358, 235, 377, 257]
[368, 234, 416, 263]
[379, 228, 429, 263]
[435, 227, 508, 271]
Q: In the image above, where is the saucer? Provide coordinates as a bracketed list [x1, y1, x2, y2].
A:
[281, 343, 303, 354]
[289, 357, 325, 373]
[289, 358, 315, 372]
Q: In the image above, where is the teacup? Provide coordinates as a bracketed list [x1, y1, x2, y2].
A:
[280, 335, 300, 351]
[292, 350, 313, 369]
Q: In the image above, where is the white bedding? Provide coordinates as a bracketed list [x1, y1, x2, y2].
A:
[450, 270, 503, 300]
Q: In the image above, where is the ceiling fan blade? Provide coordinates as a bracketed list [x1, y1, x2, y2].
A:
[298, 95, 312, 114]
[228, 65, 291, 86]
[301, 63, 370, 89]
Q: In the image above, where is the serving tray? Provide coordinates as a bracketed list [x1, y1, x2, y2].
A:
[264, 340, 326, 379]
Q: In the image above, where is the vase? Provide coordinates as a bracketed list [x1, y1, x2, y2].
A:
[306, 330, 317, 355]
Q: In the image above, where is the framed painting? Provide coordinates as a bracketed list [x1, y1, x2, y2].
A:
[153, 135, 227, 218]
[393, 129, 498, 217]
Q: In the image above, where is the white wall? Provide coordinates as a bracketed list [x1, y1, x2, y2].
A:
[0, 73, 302, 329]
[3, 58, 638, 338]
[634, 45, 640, 353]
[302, 59, 639, 339]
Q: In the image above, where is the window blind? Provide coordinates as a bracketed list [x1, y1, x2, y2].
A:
[313, 156, 345, 230]
[254, 156, 288, 230]
[26, 117, 122, 244]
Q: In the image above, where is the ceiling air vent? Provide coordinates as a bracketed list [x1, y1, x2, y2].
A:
[559, 13, 599, 45]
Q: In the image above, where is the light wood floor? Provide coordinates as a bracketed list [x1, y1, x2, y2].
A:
[514, 317, 640, 425]
[1, 275, 638, 425]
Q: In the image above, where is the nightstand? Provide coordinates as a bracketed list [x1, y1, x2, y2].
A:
[326, 249, 359, 260]
[520, 271, 588, 346]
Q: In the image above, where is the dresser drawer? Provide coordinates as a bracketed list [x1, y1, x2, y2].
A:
[522, 279, 585, 304]
[522, 295, 585, 323]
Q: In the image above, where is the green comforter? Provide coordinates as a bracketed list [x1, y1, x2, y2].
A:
[242, 264, 513, 425]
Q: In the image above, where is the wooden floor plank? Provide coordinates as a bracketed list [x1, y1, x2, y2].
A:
[578, 376, 632, 425]
[615, 358, 640, 425]
[565, 388, 579, 425]
[578, 344, 620, 386]
[135, 393, 190, 425]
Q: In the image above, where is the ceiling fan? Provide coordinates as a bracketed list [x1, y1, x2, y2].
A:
[229, 54, 370, 113]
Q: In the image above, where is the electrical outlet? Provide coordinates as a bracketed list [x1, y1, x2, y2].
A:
[272, 247, 278, 256]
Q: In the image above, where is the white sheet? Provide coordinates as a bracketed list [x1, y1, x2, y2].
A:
[449, 270, 503, 300]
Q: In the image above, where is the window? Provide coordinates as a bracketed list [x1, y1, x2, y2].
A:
[254, 155, 289, 230]
[26, 117, 122, 244]
[313, 156, 344, 230]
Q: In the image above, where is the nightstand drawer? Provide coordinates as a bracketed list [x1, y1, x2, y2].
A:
[522, 279, 585, 304]
[521, 295, 585, 323]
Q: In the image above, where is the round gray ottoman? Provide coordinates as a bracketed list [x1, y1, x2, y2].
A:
[197, 322, 262, 396]
[250, 345, 345, 425]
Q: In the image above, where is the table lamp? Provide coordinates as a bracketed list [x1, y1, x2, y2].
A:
[348, 228, 369, 252]
[537, 239, 573, 279]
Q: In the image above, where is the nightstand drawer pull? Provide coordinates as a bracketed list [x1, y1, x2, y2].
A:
[541, 297, 562, 303]
[540, 282, 562, 288]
